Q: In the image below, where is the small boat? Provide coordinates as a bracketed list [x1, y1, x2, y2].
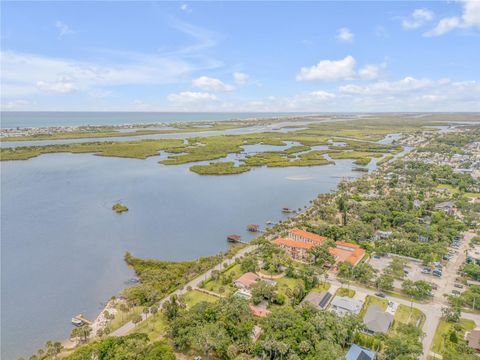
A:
[247, 224, 259, 232]
[71, 317, 84, 327]
[282, 207, 295, 213]
[227, 234, 241, 242]
[266, 220, 274, 225]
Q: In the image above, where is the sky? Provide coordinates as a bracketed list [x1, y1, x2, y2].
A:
[1, 1, 480, 112]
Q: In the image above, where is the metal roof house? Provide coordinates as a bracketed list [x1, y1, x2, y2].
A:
[330, 296, 363, 317]
[345, 344, 375, 360]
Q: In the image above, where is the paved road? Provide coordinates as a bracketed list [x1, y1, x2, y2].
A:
[330, 231, 480, 360]
[110, 245, 257, 337]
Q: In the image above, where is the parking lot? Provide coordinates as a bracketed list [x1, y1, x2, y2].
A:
[368, 254, 443, 289]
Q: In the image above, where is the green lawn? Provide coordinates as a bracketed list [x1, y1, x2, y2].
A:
[129, 312, 168, 341]
[431, 318, 476, 354]
[184, 290, 219, 308]
[359, 295, 388, 319]
[393, 304, 426, 330]
[336, 288, 355, 298]
[108, 305, 144, 333]
[203, 277, 236, 296]
[311, 282, 331, 293]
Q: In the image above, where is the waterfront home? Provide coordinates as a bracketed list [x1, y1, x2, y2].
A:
[465, 328, 480, 353]
[329, 296, 363, 317]
[271, 228, 365, 266]
[345, 344, 376, 360]
[363, 305, 394, 335]
[234, 272, 259, 290]
[301, 291, 332, 310]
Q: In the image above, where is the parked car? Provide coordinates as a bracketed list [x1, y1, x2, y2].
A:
[454, 283, 464, 289]
[404, 270, 409, 275]
[433, 270, 442, 277]
[452, 290, 461, 295]
[373, 255, 381, 259]
[375, 292, 386, 298]
[421, 268, 431, 274]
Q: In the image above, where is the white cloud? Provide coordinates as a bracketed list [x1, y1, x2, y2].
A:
[180, 4, 191, 12]
[167, 91, 216, 103]
[424, 17, 461, 36]
[402, 9, 434, 29]
[424, 0, 480, 36]
[192, 76, 234, 92]
[339, 76, 441, 95]
[55, 21, 74, 38]
[288, 90, 336, 108]
[358, 64, 381, 80]
[1, 50, 195, 98]
[296, 56, 356, 81]
[36, 80, 77, 93]
[233, 72, 250, 85]
[336, 27, 354, 42]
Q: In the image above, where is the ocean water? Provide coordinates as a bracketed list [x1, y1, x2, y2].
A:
[0, 112, 310, 128]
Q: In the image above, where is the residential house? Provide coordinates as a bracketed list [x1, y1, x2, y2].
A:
[363, 305, 394, 335]
[301, 291, 332, 310]
[345, 344, 376, 360]
[465, 328, 480, 353]
[330, 296, 363, 317]
[234, 272, 259, 290]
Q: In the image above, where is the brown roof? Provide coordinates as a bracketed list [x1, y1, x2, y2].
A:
[235, 272, 259, 288]
[272, 237, 314, 249]
[289, 228, 327, 244]
[466, 328, 480, 350]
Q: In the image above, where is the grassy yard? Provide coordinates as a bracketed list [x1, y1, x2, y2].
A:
[128, 312, 168, 341]
[431, 318, 476, 354]
[336, 288, 355, 298]
[393, 304, 426, 330]
[184, 290, 219, 308]
[108, 305, 144, 333]
[275, 276, 304, 306]
[359, 295, 389, 319]
[311, 282, 331, 293]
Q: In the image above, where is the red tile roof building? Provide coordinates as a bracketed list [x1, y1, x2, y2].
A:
[272, 228, 365, 266]
[234, 272, 259, 290]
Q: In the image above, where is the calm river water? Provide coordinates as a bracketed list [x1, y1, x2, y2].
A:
[1, 141, 388, 359]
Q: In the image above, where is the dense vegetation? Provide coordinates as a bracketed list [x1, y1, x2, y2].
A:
[123, 248, 243, 306]
[65, 334, 175, 360]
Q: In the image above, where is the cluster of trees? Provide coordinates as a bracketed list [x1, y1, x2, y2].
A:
[401, 280, 432, 300]
[168, 296, 255, 359]
[337, 262, 376, 286]
[255, 305, 362, 360]
[463, 262, 480, 281]
[440, 305, 479, 360]
[65, 334, 175, 360]
[251, 281, 285, 305]
[449, 285, 480, 310]
[122, 247, 242, 306]
[20, 341, 63, 360]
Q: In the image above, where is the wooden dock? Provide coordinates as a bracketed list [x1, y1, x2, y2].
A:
[73, 314, 92, 325]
